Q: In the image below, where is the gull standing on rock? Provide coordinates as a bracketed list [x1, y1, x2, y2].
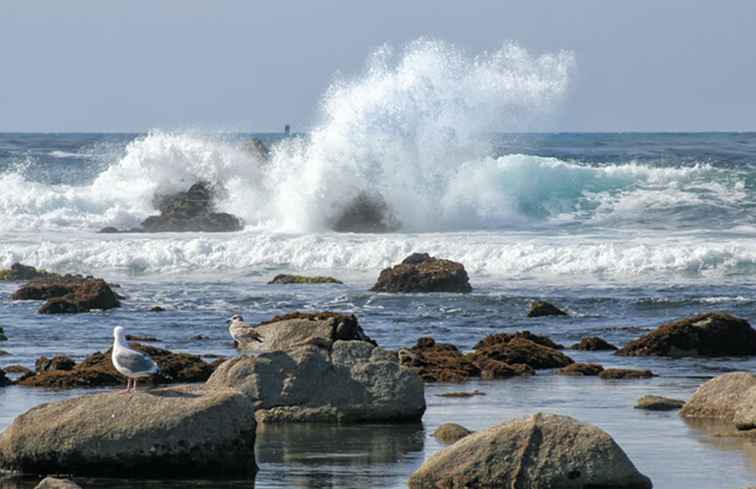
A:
[111, 326, 159, 393]
[227, 314, 263, 347]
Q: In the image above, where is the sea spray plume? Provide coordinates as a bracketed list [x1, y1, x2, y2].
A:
[266, 39, 575, 231]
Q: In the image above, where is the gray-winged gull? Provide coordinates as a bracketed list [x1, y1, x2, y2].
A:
[227, 314, 263, 346]
[112, 326, 159, 393]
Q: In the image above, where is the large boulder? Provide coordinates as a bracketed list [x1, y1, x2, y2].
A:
[433, 423, 472, 444]
[238, 311, 374, 355]
[12, 276, 120, 314]
[0, 263, 55, 281]
[268, 274, 343, 285]
[0, 387, 257, 477]
[680, 372, 756, 421]
[207, 340, 425, 423]
[370, 253, 471, 293]
[616, 312, 756, 357]
[141, 182, 243, 232]
[408, 413, 652, 489]
[733, 386, 756, 430]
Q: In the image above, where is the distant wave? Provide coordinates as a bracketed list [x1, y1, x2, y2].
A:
[48, 150, 94, 159]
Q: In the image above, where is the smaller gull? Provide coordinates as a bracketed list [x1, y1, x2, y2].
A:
[227, 314, 263, 346]
[111, 326, 159, 393]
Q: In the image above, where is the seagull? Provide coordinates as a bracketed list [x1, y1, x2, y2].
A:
[227, 314, 263, 347]
[111, 326, 159, 393]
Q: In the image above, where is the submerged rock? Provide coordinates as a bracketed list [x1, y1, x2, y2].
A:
[571, 336, 618, 351]
[680, 372, 756, 421]
[408, 413, 652, 489]
[616, 312, 756, 357]
[436, 389, 486, 398]
[432, 423, 472, 444]
[599, 368, 655, 380]
[0, 263, 55, 281]
[330, 191, 400, 233]
[0, 387, 257, 477]
[207, 340, 425, 423]
[527, 300, 569, 317]
[370, 253, 471, 293]
[635, 395, 685, 411]
[268, 274, 343, 285]
[559, 363, 604, 376]
[13, 276, 120, 314]
[34, 477, 83, 489]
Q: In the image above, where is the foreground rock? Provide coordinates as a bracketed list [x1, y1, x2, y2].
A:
[13, 275, 120, 314]
[18, 344, 213, 388]
[0, 263, 55, 281]
[560, 363, 604, 376]
[268, 274, 343, 285]
[208, 340, 425, 423]
[571, 336, 618, 351]
[635, 395, 685, 411]
[239, 312, 374, 355]
[370, 253, 471, 293]
[733, 386, 756, 430]
[408, 413, 652, 489]
[0, 387, 257, 476]
[617, 312, 756, 357]
[34, 477, 82, 489]
[330, 191, 400, 233]
[681, 372, 756, 421]
[599, 368, 655, 380]
[527, 300, 568, 317]
[432, 423, 472, 444]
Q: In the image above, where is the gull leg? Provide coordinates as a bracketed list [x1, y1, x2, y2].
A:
[121, 377, 132, 394]
[133, 377, 139, 392]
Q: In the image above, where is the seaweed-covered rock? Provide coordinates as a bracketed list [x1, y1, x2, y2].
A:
[13, 276, 120, 314]
[433, 423, 472, 444]
[559, 363, 604, 376]
[474, 331, 565, 350]
[571, 336, 618, 351]
[635, 395, 684, 411]
[0, 386, 257, 477]
[680, 372, 756, 421]
[141, 182, 244, 232]
[398, 337, 480, 383]
[527, 300, 568, 317]
[616, 312, 756, 357]
[0, 263, 55, 281]
[409, 413, 652, 489]
[268, 274, 343, 285]
[370, 253, 471, 293]
[35, 355, 76, 372]
[472, 336, 574, 370]
[599, 368, 655, 380]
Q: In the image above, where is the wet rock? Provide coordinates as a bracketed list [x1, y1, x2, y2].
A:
[0, 386, 257, 477]
[149, 305, 165, 312]
[599, 368, 655, 380]
[408, 413, 652, 489]
[34, 477, 83, 489]
[125, 335, 160, 342]
[241, 137, 270, 161]
[330, 191, 400, 233]
[436, 389, 486, 398]
[476, 358, 535, 379]
[139, 182, 243, 232]
[3, 365, 31, 374]
[733, 386, 756, 430]
[0, 263, 56, 281]
[207, 340, 426, 423]
[192, 335, 211, 340]
[97, 226, 120, 233]
[35, 355, 76, 372]
[433, 423, 472, 444]
[474, 330, 565, 350]
[680, 372, 756, 421]
[571, 336, 618, 351]
[0, 326, 6, 341]
[635, 395, 685, 411]
[13, 276, 120, 314]
[527, 300, 568, 317]
[399, 337, 480, 383]
[560, 363, 604, 376]
[0, 350, 10, 357]
[616, 312, 756, 357]
[472, 336, 574, 370]
[370, 253, 471, 293]
[239, 311, 374, 355]
[268, 274, 343, 285]
[0, 369, 11, 387]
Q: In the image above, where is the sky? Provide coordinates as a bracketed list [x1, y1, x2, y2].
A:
[1, 1, 754, 132]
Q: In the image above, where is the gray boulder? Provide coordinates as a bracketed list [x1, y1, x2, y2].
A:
[680, 372, 756, 421]
[409, 413, 652, 489]
[733, 385, 756, 431]
[635, 395, 685, 411]
[207, 340, 425, 423]
[34, 478, 83, 489]
[0, 387, 257, 477]
[432, 423, 472, 444]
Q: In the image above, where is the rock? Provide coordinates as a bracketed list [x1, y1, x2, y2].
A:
[0, 387, 257, 477]
[370, 253, 471, 293]
[680, 372, 756, 421]
[3, 365, 32, 374]
[192, 335, 210, 341]
[436, 389, 486, 398]
[241, 137, 270, 161]
[599, 368, 655, 380]
[35, 355, 76, 372]
[140, 182, 244, 232]
[433, 423, 472, 444]
[34, 477, 83, 489]
[734, 385, 756, 430]
[408, 413, 652, 489]
[399, 337, 480, 383]
[527, 300, 568, 317]
[635, 395, 685, 411]
[560, 363, 604, 376]
[13, 276, 120, 314]
[126, 335, 160, 342]
[472, 336, 574, 370]
[97, 226, 120, 233]
[18, 345, 214, 388]
[238, 311, 374, 355]
[616, 312, 756, 357]
[477, 358, 535, 379]
[474, 330, 565, 350]
[207, 340, 426, 423]
[0, 369, 11, 387]
[149, 305, 165, 312]
[268, 274, 343, 285]
[571, 336, 618, 351]
[0, 350, 10, 356]
[330, 191, 400, 233]
[0, 263, 55, 281]
[0, 326, 6, 341]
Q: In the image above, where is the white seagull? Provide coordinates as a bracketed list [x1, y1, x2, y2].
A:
[227, 314, 263, 346]
[111, 326, 159, 393]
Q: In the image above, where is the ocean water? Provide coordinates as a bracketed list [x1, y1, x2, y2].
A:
[2, 41, 756, 488]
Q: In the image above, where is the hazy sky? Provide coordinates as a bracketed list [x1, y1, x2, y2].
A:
[1, 1, 754, 132]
